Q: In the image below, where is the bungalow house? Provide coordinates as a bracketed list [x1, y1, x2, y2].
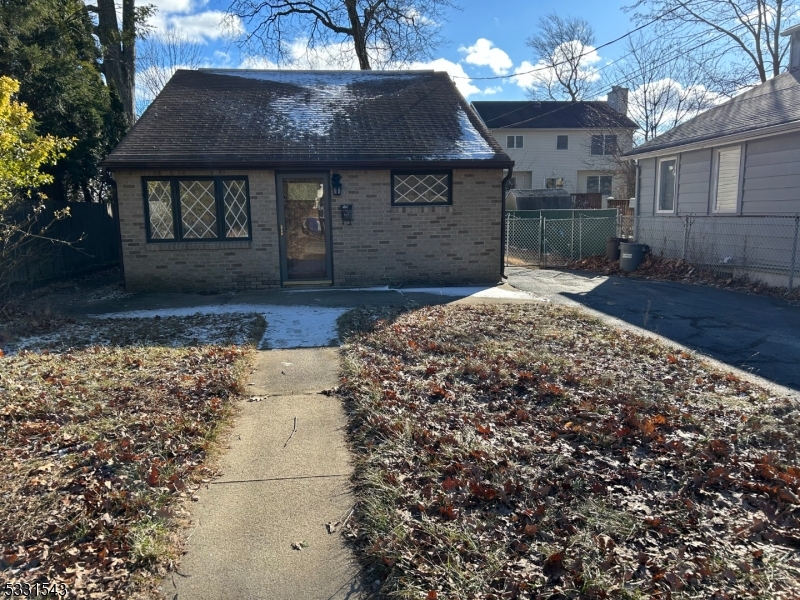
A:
[623, 25, 800, 286]
[102, 69, 513, 291]
[471, 88, 638, 203]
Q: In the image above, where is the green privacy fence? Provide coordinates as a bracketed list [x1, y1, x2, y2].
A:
[505, 210, 618, 266]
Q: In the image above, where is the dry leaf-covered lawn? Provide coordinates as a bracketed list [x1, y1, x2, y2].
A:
[339, 304, 800, 599]
[0, 317, 262, 598]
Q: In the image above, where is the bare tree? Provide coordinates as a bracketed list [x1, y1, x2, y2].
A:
[225, 0, 458, 70]
[626, 0, 799, 89]
[609, 33, 722, 142]
[525, 13, 600, 101]
[136, 28, 206, 115]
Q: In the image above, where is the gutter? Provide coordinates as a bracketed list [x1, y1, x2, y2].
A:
[103, 168, 126, 288]
[500, 166, 514, 279]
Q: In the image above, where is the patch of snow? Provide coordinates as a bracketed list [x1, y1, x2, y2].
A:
[96, 304, 346, 349]
[399, 286, 534, 299]
[453, 111, 496, 159]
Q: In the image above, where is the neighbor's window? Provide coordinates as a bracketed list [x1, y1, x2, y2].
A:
[586, 175, 613, 195]
[590, 134, 617, 155]
[556, 135, 568, 150]
[545, 177, 564, 189]
[144, 177, 251, 242]
[392, 171, 452, 205]
[713, 145, 741, 213]
[506, 135, 524, 149]
[657, 158, 677, 212]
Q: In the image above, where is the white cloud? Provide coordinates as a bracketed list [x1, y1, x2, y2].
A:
[405, 58, 480, 97]
[459, 38, 513, 75]
[147, 10, 243, 43]
[238, 55, 280, 69]
[148, 0, 205, 14]
[511, 60, 538, 89]
[480, 86, 503, 95]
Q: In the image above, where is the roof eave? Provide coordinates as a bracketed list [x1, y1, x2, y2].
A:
[624, 119, 800, 160]
[101, 157, 515, 171]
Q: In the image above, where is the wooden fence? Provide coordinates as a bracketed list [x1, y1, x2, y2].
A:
[2, 200, 119, 286]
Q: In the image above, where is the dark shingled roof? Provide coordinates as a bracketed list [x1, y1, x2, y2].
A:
[103, 69, 512, 169]
[625, 71, 800, 157]
[470, 100, 638, 130]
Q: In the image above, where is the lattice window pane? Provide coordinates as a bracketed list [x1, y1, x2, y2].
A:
[222, 179, 250, 238]
[180, 180, 218, 239]
[393, 173, 450, 204]
[147, 180, 175, 240]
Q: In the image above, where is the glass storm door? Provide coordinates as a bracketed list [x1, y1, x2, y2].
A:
[276, 174, 332, 282]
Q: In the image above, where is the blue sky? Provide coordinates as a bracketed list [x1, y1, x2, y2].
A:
[143, 0, 635, 101]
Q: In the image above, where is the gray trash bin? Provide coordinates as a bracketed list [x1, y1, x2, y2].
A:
[619, 242, 649, 272]
[605, 237, 628, 261]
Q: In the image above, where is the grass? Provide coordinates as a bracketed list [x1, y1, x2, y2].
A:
[0, 315, 265, 598]
[338, 303, 800, 599]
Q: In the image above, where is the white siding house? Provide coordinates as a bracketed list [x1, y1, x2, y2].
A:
[472, 89, 638, 202]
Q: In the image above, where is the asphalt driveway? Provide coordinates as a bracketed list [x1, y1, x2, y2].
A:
[506, 267, 800, 392]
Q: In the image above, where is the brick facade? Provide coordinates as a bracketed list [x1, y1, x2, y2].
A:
[114, 168, 503, 292]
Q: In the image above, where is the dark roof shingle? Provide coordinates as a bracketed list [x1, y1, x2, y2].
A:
[625, 71, 800, 156]
[103, 69, 512, 169]
[470, 100, 638, 130]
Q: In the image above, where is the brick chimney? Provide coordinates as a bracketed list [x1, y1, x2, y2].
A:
[607, 86, 629, 116]
[781, 24, 800, 72]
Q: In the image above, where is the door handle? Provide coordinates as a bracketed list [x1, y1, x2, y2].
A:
[280, 224, 284, 236]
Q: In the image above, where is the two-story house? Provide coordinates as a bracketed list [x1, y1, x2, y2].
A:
[472, 87, 638, 202]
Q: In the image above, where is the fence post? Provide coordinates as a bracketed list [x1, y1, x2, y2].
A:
[579, 216, 583, 260]
[504, 212, 510, 267]
[543, 217, 547, 268]
[682, 216, 688, 261]
[571, 216, 575, 260]
[790, 216, 799, 290]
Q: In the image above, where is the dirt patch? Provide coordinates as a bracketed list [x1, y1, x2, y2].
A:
[339, 304, 799, 598]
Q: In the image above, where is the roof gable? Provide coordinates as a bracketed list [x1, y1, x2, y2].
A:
[104, 70, 512, 169]
[471, 100, 639, 130]
[626, 71, 800, 156]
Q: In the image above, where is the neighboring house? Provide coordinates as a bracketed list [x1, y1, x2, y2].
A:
[625, 53, 800, 217]
[471, 88, 638, 201]
[102, 70, 513, 291]
[623, 25, 800, 286]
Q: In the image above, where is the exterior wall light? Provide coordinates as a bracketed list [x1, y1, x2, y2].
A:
[331, 173, 342, 196]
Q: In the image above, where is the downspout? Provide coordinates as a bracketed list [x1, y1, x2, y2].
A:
[103, 168, 126, 288]
[500, 166, 514, 279]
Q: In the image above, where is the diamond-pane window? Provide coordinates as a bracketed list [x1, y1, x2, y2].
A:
[180, 180, 217, 239]
[147, 180, 175, 240]
[222, 179, 250, 238]
[392, 173, 451, 205]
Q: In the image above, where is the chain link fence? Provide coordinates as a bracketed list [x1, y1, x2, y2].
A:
[506, 212, 800, 289]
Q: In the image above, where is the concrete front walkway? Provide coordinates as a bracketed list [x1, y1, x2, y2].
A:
[167, 348, 363, 600]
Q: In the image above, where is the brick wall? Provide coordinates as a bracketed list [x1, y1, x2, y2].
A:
[115, 169, 280, 292]
[114, 168, 502, 291]
[330, 169, 502, 286]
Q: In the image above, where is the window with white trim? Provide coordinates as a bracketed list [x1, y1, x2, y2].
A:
[656, 157, 677, 212]
[591, 134, 617, 155]
[545, 177, 564, 189]
[713, 145, 741, 213]
[144, 177, 252, 242]
[556, 135, 568, 150]
[391, 171, 452, 205]
[506, 135, 524, 149]
[586, 175, 612, 195]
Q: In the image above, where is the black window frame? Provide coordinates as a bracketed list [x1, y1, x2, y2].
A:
[556, 135, 569, 150]
[391, 170, 453, 206]
[142, 175, 253, 243]
[506, 135, 523, 149]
